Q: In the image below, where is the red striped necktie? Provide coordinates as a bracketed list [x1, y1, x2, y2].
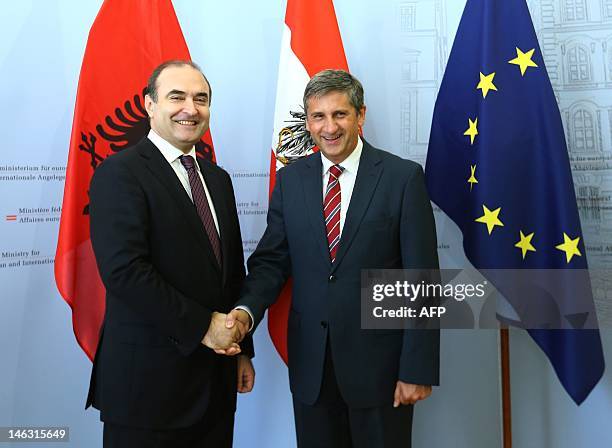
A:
[324, 164, 344, 263]
[180, 155, 222, 266]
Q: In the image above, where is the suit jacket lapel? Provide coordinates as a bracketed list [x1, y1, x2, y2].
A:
[198, 160, 231, 284]
[138, 139, 221, 274]
[332, 142, 383, 271]
[300, 153, 333, 267]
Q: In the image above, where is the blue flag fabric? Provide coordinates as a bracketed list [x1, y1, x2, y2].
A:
[425, 0, 604, 404]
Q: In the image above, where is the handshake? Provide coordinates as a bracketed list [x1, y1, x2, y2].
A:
[201, 309, 252, 356]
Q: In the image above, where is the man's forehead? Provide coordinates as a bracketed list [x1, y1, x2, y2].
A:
[311, 90, 349, 101]
[157, 66, 208, 92]
[307, 92, 353, 111]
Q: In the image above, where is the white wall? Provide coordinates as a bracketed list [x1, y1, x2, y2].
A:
[0, 1, 609, 447]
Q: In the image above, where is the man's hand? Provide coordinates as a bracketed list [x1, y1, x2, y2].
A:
[210, 309, 251, 356]
[215, 308, 251, 356]
[202, 312, 242, 356]
[393, 381, 432, 407]
[225, 309, 251, 337]
[237, 355, 255, 393]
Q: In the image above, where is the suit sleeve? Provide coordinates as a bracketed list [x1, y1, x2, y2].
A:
[398, 164, 441, 385]
[222, 170, 255, 359]
[89, 156, 212, 356]
[236, 168, 292, 330]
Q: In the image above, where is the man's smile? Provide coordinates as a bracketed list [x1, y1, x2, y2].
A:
[175, 119, 198, 126]
[322, 134, 342, 143]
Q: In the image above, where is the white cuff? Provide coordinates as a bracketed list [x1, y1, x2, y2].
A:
[234, 306, 255, 332]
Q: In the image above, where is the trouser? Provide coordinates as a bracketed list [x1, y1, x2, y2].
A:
[293, 346, 414, 448]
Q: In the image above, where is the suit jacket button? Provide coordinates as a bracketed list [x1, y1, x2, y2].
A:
[320, 321, 328, 329]
[328, 275, 336, 282]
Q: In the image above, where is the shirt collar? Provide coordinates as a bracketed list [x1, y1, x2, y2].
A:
[148, 129, 198, 167]
[321, 136, 363, 175]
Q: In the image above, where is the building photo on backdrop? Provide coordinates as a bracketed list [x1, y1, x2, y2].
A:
[0, 0, 611, 447]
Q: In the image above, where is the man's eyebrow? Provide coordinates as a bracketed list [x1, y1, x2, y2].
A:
[166, 89, 186, 97]
[309, 108, 349, 115]
[166, 89, 208, 100]
[165, 89, 209, 99]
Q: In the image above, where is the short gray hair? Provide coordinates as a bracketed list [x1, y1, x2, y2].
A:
[303, 69, 364, 113]
[146, 60, 212, 105]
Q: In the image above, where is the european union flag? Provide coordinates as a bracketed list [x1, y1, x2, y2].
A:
[425, 0, 605, 404]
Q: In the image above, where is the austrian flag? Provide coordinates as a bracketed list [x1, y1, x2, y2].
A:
[267, 0, 349, 363]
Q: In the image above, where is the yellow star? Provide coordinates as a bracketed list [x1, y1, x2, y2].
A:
[475, 204, 504, 235]
[464, 117, 478, 145]
[477, 72, 498, 98]
[467, 164, 478, 191]
[515, 231, 536, 259]
[508, 47, 538, 76]
[555, 232, 582, 263]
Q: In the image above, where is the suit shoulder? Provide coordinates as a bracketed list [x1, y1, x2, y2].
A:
[275, 151, 318, 179]
[96, 139, 148, 169]
[199, 157, 227, 174]
[287, 151, 318, 170]
[90, 140, 152, 187]
[368, 144, 423, 175]
[198, 158, 233, 186]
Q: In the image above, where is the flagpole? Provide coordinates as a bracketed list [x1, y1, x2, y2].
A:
[500, 328, 512, 448]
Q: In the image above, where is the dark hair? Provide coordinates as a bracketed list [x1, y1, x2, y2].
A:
[146, 60, 212, 105]
[303, 69, 364, 113]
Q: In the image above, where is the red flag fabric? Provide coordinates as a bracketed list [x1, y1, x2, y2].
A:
[267, 0, 349, 363]
[55, 0, 214, 361]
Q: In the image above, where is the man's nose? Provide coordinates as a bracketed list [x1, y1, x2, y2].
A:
[182, 97, 197, 114]
[322, 117, 338, 133]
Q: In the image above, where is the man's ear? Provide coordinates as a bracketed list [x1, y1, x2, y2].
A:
[144, 94, 155, 118]
[357, 105, 366, 127]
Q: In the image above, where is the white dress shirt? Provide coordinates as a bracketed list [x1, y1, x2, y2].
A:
[148, 129, 220, 235]
[320, 137, 363, 237]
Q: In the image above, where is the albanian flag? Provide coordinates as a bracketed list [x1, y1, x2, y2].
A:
[55, 0, 215, 361]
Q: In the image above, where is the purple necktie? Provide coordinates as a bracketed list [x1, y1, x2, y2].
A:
[179, 155, 222, 266]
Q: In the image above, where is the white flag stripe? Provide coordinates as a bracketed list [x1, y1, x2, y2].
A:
[270, 24, 311, 172]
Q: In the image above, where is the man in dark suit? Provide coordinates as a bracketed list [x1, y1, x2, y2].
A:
[87, 60, 253, 448]
[228, 69, 439, 447]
